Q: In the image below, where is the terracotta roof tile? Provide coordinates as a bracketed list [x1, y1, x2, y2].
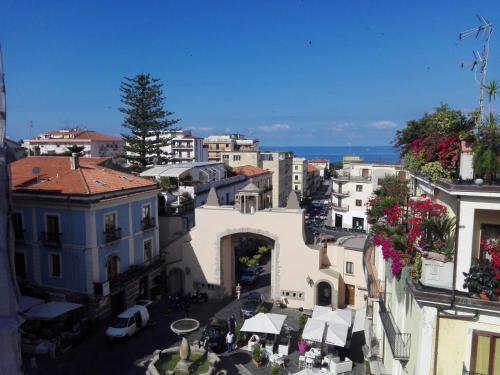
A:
[232, 165, 272, 177]
[9, 156, 156, 196]
[309, 158, 329, 163]
[37, 129, 123, 142]
[307, 164, 319, 173]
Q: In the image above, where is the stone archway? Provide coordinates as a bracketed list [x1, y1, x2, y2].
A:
[316, 280, 333, 306]
[215, 228, 280, 299]
[167, 267, 185, 295]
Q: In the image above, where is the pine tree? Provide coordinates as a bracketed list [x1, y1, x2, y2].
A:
[119, 74, 179, 171]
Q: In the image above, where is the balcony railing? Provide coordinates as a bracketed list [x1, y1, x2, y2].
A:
[332, 173, 372, 182]
[379, 293, 411, 360]
[41, 231, 61, 246]
[103, 227, 122, 244]
[331, 203, 349, 212]
[332, 189, 350, 197]
[141, 216, 156, 231]
[109, 255, 163, 290]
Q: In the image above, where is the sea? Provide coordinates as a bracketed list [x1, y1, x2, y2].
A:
[262, 146, 400, 163]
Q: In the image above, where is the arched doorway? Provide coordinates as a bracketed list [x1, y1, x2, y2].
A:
[167, 268, 184, 295]
[106, 255, 120, 281]
[317, 281, 332, 306]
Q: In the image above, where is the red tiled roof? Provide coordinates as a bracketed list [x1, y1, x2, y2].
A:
[307, 164, 319, 173]
[37, 129, 123, 142]
[9, 157, 156, 196]
[232, 165, 272, 177]
[309, 158, 329, 163]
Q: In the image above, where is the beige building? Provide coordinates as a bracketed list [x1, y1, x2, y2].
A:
[331, 161, 405, 231]
[292, 157, 308, 200]
[220, 150, 293, 208]
[162, 191, 368, 310]
[365, 173, 500, 375]
[203, 134, 259, 162]
[306, 164, 321, 196]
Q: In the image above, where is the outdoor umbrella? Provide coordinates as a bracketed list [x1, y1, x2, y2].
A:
[240, 313, 287, 334]
[325, 322, 349, 347]
[352, 307, 366, 333]
[333, 308, 352, 327]
[312, 305, 336, 322]
[26, 302, 82, 320]
[301, 318, 326, 343]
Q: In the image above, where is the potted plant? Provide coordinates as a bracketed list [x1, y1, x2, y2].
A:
[251, 345, 263, 368]
[463, 259, 498, 300]
[271, 363, 281, 375]
[297, 339, 308, 355]
[459, 131, 475, 152]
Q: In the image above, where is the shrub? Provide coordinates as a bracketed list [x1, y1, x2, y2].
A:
[256, 305, 270, 314]
[298, 314, 308, 332]
[271, 363, 280, 375]
[252, 345, 262, 365]
[421, 161, 451, 181]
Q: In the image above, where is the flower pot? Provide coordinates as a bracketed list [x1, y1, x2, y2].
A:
[252, 359, 262, 368]
[479, 292, 490, 300]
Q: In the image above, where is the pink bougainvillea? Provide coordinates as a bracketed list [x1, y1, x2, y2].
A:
[383, 204, 404, 226]
[480, 239, 500, 280]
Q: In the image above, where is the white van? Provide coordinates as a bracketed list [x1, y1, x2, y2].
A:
[105, 305, 149, 340]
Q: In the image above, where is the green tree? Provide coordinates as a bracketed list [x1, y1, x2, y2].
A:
[473, 113, 500, 183]
[120, 74, 179, 171]
[484, 79, 499, 116]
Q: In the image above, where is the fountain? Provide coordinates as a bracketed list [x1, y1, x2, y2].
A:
[170, 318, 200, 373]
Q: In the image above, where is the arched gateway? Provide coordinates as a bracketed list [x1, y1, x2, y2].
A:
[163, 189, 348, 310]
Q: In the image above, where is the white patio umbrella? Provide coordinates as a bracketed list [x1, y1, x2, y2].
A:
[312, 305, 336, 322]
[240, 313, 287, 334]
[301, 318, 326, 343]
[25, 302, 82, 320]
[325, 322, 349, 347]
[333, 308, 352, 327]
[352, 307, 366, 333]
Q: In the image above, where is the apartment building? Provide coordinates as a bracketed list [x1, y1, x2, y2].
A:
[10, 155, 162, 319]
[365, 173, 500, 375]
[203, 134, 259, 162]
[331, 161, 405, 231]
[23, 128, 125, 163]
[308, 158, 330, 178]
[306, 164, 321, 196]
[171, 133, 207, 163]
[292, 157, 308, 200]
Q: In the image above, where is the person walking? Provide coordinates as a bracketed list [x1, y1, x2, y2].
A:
[226, 331, 234, 352]
[229, 314, 236, 334]
[235, 283, 241, 300]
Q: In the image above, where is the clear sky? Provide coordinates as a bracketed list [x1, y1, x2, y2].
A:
[1, 1, 500, 146]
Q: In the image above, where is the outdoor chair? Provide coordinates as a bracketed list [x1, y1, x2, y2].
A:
[298, 355, 305, 369]
[329, 357, 353, 374]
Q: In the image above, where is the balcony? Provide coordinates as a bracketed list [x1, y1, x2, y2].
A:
[332, 189, 350, 197]
[379, 293, 411, 360]
[40, 231, 61, 246]
[103, 227, 122, 244]
[331, 203, 349, 212]
[141, 216, 156, 231]
[332, 173, 372, 182]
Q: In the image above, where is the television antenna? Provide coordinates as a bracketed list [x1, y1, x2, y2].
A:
[459, 15, 494, 126]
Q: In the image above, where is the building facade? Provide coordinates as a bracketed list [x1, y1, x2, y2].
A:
[308, 158, 330, 178]
[331, 162, 405, 231]
[365, 173, 500, 375]
[171, 133, 207, 163]
[204, 134, 259, 162]
[23, 128, 125, 163]
[233, 165, 273, 211]
[292, 157, 308, 200]
[306, 164, 321, 197]
[10, 156, 162, 319]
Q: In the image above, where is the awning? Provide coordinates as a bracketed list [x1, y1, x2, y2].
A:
[140, 165, 191, 178]
[240, 313, 287, 334]
[18, 296, 44, 313]
[301, 318, 326, 343]
[333, 309, 352, 327]
[312, 305, 352, 327]
[25, 302, 82, 320]
[325, 322, 349, 347]
[352, 308, 366, 333]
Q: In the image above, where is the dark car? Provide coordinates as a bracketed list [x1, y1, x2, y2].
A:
[200, 319, 229, 352]
[240, 268, 258, 284]
[240, 296, 264, 319]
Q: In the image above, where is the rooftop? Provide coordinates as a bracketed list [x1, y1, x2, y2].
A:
[10, 156, 156, 196]
[232, 165, 271, 177]
[307, 164, 319, 173]
[140, 162, 224, 178]
[309, 158, 329, 163]
[30, 128, 123, 142]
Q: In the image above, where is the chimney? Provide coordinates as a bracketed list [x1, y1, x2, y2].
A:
[70, 152, 79, 170]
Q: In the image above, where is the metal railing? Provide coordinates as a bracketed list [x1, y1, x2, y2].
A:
[108, 255, 163, 291]
[141, 216, 156, 231]
[379, 293, 411, 360]
[40, 231, 61, 245]
[332, 173, 372, 182]
[103, 227, 122, 244]
[332, 189, 350, 197]
[331, 203, 349, 211]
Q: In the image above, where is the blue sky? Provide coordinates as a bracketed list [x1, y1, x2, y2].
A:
[1, 1, 500, 146]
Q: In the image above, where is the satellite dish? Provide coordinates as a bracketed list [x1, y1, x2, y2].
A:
[32, 166, 41, 175]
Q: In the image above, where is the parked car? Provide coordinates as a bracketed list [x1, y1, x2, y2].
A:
[246, 291, 265, 304]
[200, 319, 229, 352]
[106, 305, 149, 341]
[136, 299, 153, 312]
[240, 298, 263, 319]
[240, 268, 258, 284]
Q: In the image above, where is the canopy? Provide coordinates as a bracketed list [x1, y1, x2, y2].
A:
[240, 313, 287, 334]
[312, 305, 335, 322]
[325, 322, 349, 347]
[25, 302, 82, 320]
[352, 308, 366, 333]
[312, 305, 352, 327]
[301, 318, 326, 343]
[19, 296, 44, 313]
[333, 309, 352, 327]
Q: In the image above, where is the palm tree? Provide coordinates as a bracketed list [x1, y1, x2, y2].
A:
[484, 79, 499, 116]
[422, 215, 456, 257]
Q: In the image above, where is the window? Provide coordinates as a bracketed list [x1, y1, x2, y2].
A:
[346, 261, 354, 274]
[14, 252, 26, 277]
[12, 212, 23, 241]
[46, 214, 59, 233]
[294, 165, 298, 170]
[223, 154, 229, 160]
[356, 185, 363, 192]
[104, 213, 117, 232]
[143, 239, 153, 263]
[355, 199, 362, 207]
[294, 175, 299, 180]
[49, 253, 61, 278]
[295, 185, 299, 190]
[470, 330, 500, 374]
[142, 204, 151, 219]
[233, 155, 241, 161]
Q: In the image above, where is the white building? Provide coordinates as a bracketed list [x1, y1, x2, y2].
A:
[331, 161, 405, 231]
[171, 133, 207, 163]
[23, 128, 125, 162]
[204, 134, 259, 162]
[292, 157, 308, 200]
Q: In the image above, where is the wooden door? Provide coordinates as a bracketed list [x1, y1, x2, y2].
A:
[345, 284, 355, 306]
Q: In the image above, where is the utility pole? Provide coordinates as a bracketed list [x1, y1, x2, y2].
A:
[0, 45, 23, 375]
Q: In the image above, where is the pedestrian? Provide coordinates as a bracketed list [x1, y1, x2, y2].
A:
[229, 314, 236, 334]
[235, 283, 241, 300]
[226, 331, 234, 352]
